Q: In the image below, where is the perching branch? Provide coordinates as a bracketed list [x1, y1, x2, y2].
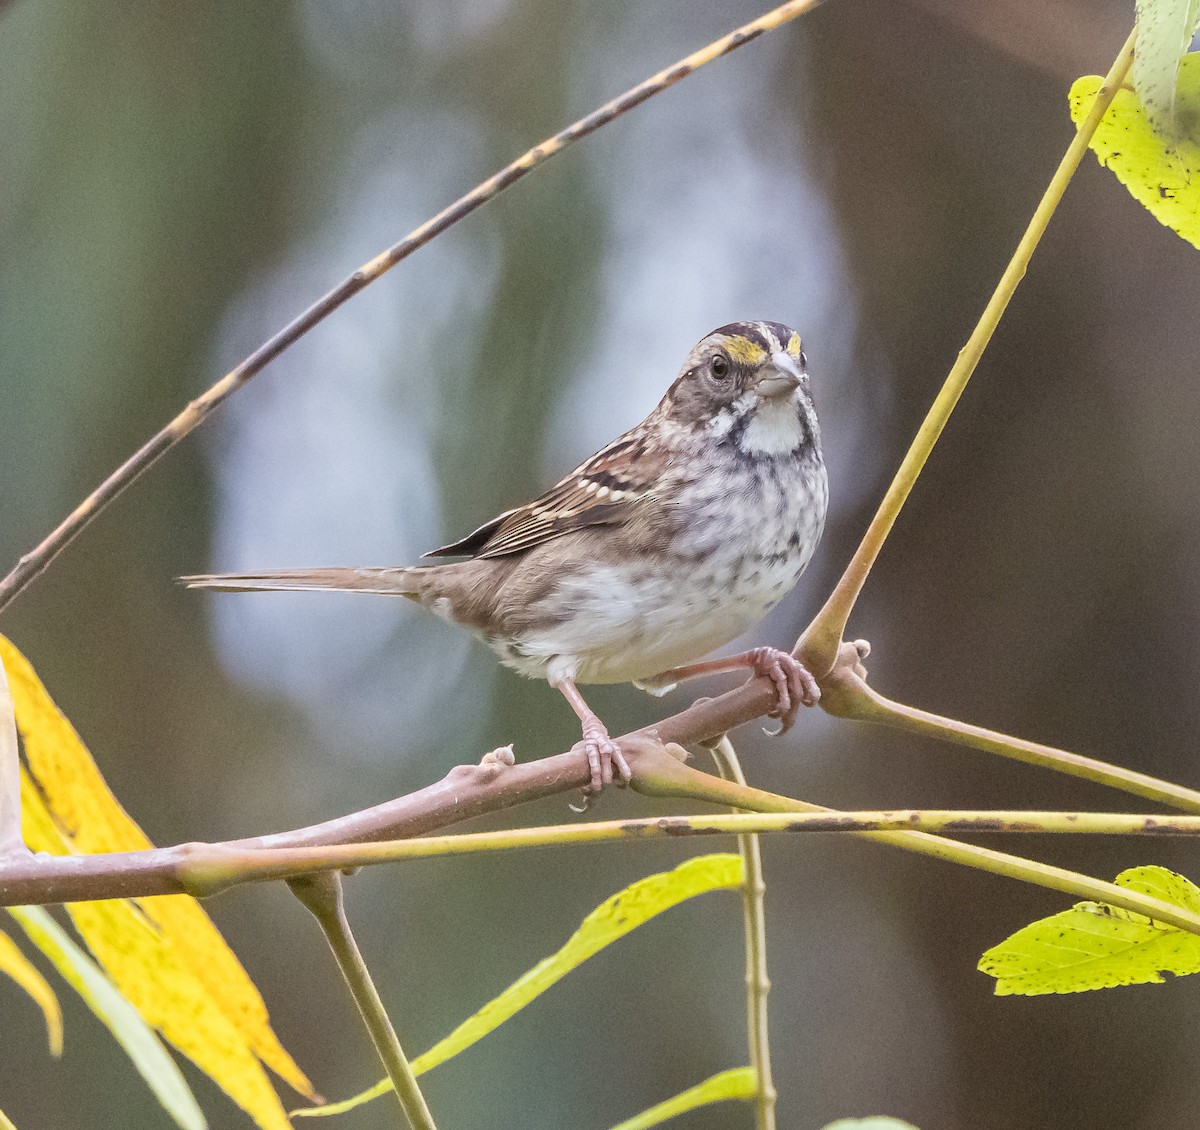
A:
[7, 641, 1200, 915]
[0, 0, 823, 617]
[9, 736, 1200, 937]
[796, 27, 1139, 675]
[0, 699, 763, 905]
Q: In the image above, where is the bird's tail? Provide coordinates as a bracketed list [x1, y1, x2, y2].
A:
[179, 567, 422, 596]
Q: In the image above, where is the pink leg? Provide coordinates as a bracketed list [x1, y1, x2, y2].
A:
[553, 677, 633, 796]
[645, 647, 820, 734]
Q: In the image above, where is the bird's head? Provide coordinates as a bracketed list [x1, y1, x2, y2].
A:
[663, 321, 820, 457]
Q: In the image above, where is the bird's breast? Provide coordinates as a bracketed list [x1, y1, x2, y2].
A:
[493, 449, 828, 685]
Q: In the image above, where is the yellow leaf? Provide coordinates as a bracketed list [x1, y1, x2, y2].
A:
[2, 636, 153, 853]
[0, 925, 62, 1055]
[65, 900, 290, 1129]
[607, 1067, 756, 1130]
[0, 1103, 17, 1129]
[8, 905, 206, 1130]
[0, 636, 317, 1122]
[136, 895, 316, 1100]
[1069, 55, 1200, 249]
[24, 762, 298, 1113]
[296, 853, 744, 1118]
[19, 766, 70, 856]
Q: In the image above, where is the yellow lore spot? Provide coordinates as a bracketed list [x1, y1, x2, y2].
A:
[786, 332, 802, 359]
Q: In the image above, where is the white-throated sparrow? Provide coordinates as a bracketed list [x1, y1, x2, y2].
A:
[184, 321, 828, 797]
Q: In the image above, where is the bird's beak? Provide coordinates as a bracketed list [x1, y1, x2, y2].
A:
[753, 352, 803, 400]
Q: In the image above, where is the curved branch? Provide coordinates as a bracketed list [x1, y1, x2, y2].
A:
[0, 0, 822, 616]
[0, 676, 770, 904]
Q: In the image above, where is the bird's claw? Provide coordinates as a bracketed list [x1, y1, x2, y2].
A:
[748, 647, 819, 735]
[580, 724, 628, 796]
[571, 720, 632, 803]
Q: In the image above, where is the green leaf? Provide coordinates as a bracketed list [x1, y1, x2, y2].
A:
[1133, 0, 1200, 138]
[7, 906, 207, 1130]
[293, 853, 744, 1118]
[979, 865, 1200, 995]
[410, 853, 744, 1076]
[607, 1068, 756, 1130]
[1069, 55, 1200, 249]
[820, 1121, 921, 1130]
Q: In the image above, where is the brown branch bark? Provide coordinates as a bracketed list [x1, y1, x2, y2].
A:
[0, 674, 775, 905]
[6, 641, 1200, 942]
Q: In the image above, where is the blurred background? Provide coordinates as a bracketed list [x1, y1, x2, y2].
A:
[2, 0, 1198, 1127]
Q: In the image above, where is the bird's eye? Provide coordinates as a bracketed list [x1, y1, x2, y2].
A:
[710, 354, 730, 380]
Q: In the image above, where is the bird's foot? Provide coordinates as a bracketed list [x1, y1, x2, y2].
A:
[572, 717, 632, 804]
[747, 647, 820, 736]
[552, 675, 632, 810]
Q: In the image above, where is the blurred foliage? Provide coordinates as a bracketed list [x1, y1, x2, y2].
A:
[6, 904, 206, 1130]
[3, 635, 313, 1128]
[4, 1, 1200, 1129]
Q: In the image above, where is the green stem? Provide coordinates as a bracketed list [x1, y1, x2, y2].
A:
[13, 796, 1200, 909]
[821, 666, 1200, 813]
[709, 738, 776, 1130]
[160, 806, 1200, 937]
[797, 28, 1139, 675]
[288, 873, 437, 1130]
[215, 808, 1200, 869]
[631, 754, 1200, 936]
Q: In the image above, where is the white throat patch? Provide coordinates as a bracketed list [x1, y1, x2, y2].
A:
[738, 392, 806, 455]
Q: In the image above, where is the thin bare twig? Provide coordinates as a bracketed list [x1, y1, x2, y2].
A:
[818, 653, 1200, 813]
[797, 28, 1139, 674]
[710, 737, 776, 1130]
[289, 872, 436, 1130]
[0, 0, 823, 616]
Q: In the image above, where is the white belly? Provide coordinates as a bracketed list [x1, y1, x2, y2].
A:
[497, 553, 804, 685]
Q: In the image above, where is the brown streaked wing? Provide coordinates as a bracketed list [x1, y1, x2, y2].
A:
[423, 428, 668, 560]
[423, 507, 520, 558]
